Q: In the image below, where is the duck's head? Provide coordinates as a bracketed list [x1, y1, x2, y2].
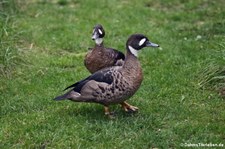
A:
[126, 34, 159, 57]
[92, 24, 105, 45]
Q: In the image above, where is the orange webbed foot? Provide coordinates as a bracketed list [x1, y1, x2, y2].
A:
[121, 102, 139, 113]
[104, 106, 115, 119]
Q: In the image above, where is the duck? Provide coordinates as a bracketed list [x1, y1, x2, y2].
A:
[84, 24, 125, 73]
[54, 34, 159, 116]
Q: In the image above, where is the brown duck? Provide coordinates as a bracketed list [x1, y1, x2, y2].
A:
[54, 34, 159, 116]
[84, 24, 125, 73]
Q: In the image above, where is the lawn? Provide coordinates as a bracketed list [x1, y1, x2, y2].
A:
[1, 0, 225, 148]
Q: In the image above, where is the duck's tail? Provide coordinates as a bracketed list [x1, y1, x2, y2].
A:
[53, 90, 81, 101]
[53, 94, 67, 101]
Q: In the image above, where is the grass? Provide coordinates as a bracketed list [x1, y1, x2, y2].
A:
[1, 0, 225, 148]
[198, 42, 225, 96]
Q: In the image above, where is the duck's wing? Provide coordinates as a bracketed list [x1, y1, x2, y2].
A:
[105, 48, 125, 64]
[113, 49, 125, 61]
[64, 68, 114, 92]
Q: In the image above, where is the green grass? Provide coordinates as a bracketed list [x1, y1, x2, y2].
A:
[1, 0, 225, 148]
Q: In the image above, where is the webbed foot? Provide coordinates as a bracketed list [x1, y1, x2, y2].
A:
[104, 106, 115, 119]
[121, 102, 139, 113]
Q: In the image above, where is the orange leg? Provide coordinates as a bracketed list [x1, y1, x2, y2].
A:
[104, 106, 110, 115]
[104, 106, 115, 119]
[121, 102, 139, 112]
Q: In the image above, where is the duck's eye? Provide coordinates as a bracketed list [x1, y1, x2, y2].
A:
[139, 38, 146, 46]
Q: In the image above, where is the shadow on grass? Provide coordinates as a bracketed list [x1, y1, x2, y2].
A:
[53, 102, 141, 121]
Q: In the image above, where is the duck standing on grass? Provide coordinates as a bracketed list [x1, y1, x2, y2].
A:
[54, 34, 159, 117]
[84, 24, 125, 73]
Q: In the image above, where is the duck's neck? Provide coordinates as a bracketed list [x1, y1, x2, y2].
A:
[94, 42, 104, 48]
[122, 50, 143, 86]
[123, 50, 142, 73]
[95, 38, 103, 46]
[93, 41, 104, 53]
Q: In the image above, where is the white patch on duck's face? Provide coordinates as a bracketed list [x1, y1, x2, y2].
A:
[139, 38, 146, 46]
[95, 38, 103, 45]
[128, 45, 138, 57]
[98, 29, 103, 35]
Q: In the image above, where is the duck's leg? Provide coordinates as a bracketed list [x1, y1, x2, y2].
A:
[104, 106, 115, 118]
[121, 102, 139, 112]
[104, 106, 111, 115]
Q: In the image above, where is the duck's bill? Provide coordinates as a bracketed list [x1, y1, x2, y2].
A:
[146, 41, 159, 47]
[92, 32, 98, 40]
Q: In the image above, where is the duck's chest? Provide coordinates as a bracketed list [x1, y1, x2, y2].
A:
[122, 67, 143, 90]
[86, 50, 103, 63]
[85, 49, 115, 73]
[110, 68, 143, 94]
